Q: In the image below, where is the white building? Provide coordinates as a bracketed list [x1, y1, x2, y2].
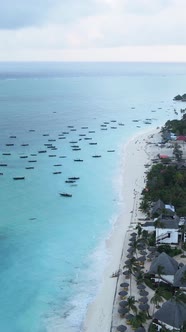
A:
[156, 218, 179, 245]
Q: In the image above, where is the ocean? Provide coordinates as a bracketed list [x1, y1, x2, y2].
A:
[0, 62, 185, 332]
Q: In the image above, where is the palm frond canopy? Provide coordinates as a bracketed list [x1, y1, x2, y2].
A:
[139, 296, 148, 303]
[139, 290, 149, 296]
[119, 300, 128, 308]
[117, 325, 127, 332]
[118, 308, 129, 315]
[135, 327, 146, 332]
[120, 282, 129, 288]
[137, 284, 146, 290]
[139, 303, 149, 311]
[118, 290, 128, 297]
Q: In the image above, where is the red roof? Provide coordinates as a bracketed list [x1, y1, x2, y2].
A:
[177, 136, 186, 141]
[159, 154, 169, 159]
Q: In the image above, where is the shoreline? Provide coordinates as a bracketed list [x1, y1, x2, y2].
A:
[83, 127, 161, 332]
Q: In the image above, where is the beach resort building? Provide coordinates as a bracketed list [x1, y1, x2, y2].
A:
[152, 299, 186, 331]
[173, 264, 186, 291]
[148, 252, 179, 284]
[155, 216, 179, 245]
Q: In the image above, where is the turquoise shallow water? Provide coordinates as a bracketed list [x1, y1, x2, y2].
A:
[0, 62, 186, 332]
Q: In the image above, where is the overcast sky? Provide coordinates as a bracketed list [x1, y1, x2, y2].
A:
[1, 0, 186, 61]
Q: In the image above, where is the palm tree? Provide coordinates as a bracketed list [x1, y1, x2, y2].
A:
[135, 270, 145, 285]
[124, 257, 138, 295]
[150, 289, 164, 314]
[172, 290, 186, 304]
[131, 310, 147, 328]
[156, 264, 165, 286]
[126, 296, 138, 314]
[136, 223, 142, 238]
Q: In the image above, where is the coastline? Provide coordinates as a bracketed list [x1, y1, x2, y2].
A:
[83, 127, 161, 332]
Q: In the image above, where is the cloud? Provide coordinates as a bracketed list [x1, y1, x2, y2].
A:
[0, 0, 107, 29]
[0, 1, 58, 29]
[0, 0, 186, 61]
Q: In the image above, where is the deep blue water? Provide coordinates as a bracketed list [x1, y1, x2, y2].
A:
[0, 62, 185, 332]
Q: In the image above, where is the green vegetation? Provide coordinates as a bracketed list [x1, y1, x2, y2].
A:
[157, 244, 182, 257]
[140, 163, 186, 216]
[162, 113, 186, 135]
[173, 143, 183, 161]
[173, 93, 186, 101]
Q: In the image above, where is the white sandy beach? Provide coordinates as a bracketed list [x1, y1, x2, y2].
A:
[83, 127, 161, 332]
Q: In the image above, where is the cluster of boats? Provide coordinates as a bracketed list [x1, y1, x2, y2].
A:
[0, 119, 125, 196]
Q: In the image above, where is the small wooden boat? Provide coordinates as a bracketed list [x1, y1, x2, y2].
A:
[111, 120, 117, 122]
[25, 167, 34, 169]
[72, 148, 81, 151]
[107, 150, 115, 152]
[2, 153, 11, 156]
[48, 146, 54, 149]
[70, 129, 76, 131]
[28, 160, 37, 162]
[43, 134, 49, 136]
[74, 159, 83, 162]
[48, 155, 56, 157]
[53, 171, 62, 174]
[89, 142, 97, 145]
[6, 143, 14, 146]
[118, 123, 125, 126]
[81, 126, 88, 129]
[9, 136, 16, 138]
[20, 156, 28, 159]
[110, 127, 117, 129]
[54, 164, 62, 167]
[13, 177, 25, 180]
[69, 141, 78, 144]
[59, 156, 67, 158]
[84, 137, 92, 140]
[89, 131, 95, 133]
[0, 164, 7, 166]
[59, 193, 72, 197]
[21, 144, 29, 146]
[29, 129, 35, 132]
[30, 154, 37, 156]
[62, 132, 69, 134]
[68, 177, 80, 180]
[92, 155, 101, 158]
[48, 139, 56, 142]
[68, 125, 74, 128]
[65, 180, 75, 183]
[79, 134, 86, 137]
[38, 150, 47, 153]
